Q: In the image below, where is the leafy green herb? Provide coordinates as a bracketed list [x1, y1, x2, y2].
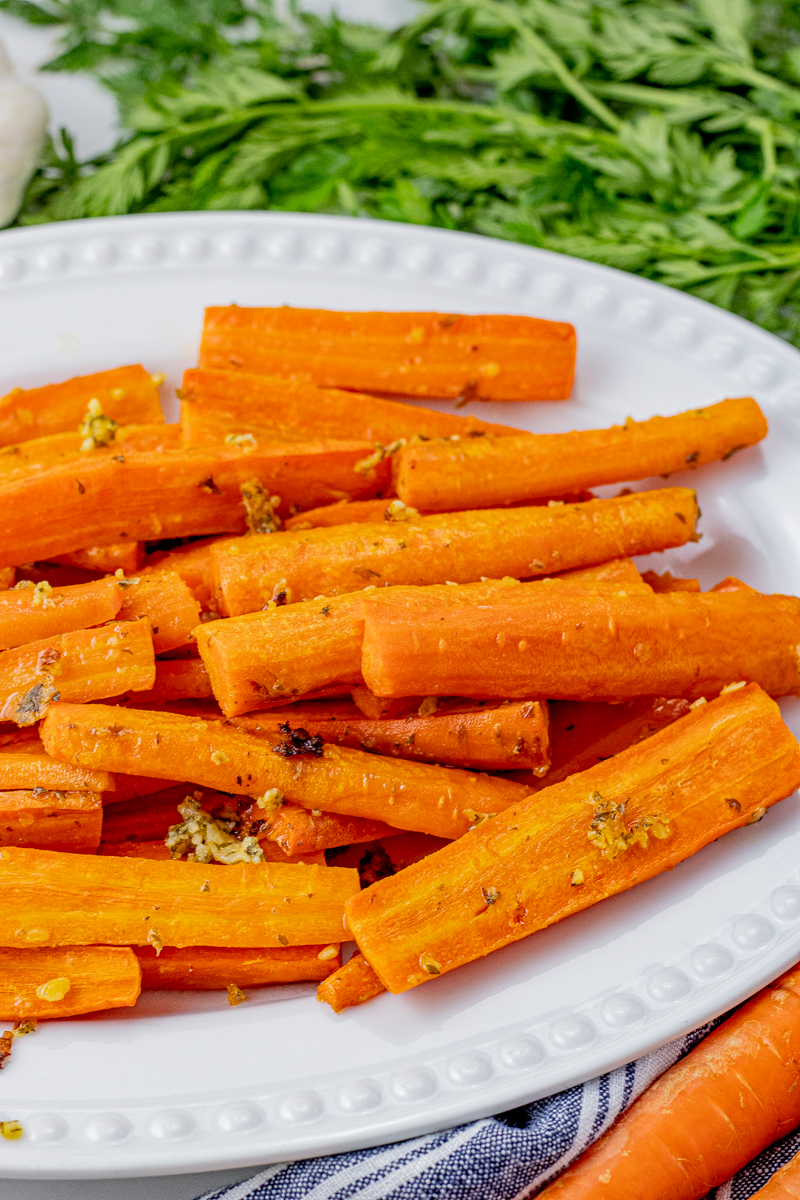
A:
[7, 0, 800, 344]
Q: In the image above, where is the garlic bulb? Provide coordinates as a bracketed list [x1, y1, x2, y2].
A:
[0, 39, 47, 228]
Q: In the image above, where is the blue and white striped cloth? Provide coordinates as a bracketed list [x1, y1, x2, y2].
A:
[195, 1014, 800, 1200]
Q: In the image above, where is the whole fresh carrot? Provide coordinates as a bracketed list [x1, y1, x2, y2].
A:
[199, 307, 577, 402]
[211, 487, 699, 615]
[0, 946, 141, 1019]
[360, 589, 800, 701]
[536, 962, 800, 1199]
[181, 367, 518, 445]
[342, 684, 800, 996]
[394, 397, 768, 511]
[0, 576, 122, 651]
[0, 440, 390, 569]
[0, 364, 163, 447]
[40, 703, 529, 839]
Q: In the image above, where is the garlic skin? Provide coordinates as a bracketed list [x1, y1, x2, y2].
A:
[0, 40, 48, 228]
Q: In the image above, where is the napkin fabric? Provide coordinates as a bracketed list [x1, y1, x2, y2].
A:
[197, 1014, 799, 1200]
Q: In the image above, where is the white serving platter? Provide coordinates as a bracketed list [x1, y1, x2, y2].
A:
[0, 211, 799, 1180]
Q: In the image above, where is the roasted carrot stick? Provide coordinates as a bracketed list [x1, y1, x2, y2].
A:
[199, 307, 577, 402]
[118, 571, 201, 654]
[0, 618, 155, 725]
[361, 590, 800, 701]
[317, 953, 387, 1014]
[0, 440, 391, 569]
[0, 736, 112, 793]
[0, 365, 163, 447]
[135, 943, 341, 990]
[285, 499, 421, 531]
[343, 684, 800, 996]
[263, 804, 401, 856]
[641, 569, 700, 592]
[0, 423, 181, 480]
[101, 784, 192, 844]
[0, 567, 13, 590]
[141, 538, 220, 610]
[711, 575, 759, 593]
[394, 397, 768, 511]
[107, 773, 184, 804]
[211, 487, 698, 615]
[536, 962, 800, 1200]
[232, 698, 551, 773]
[0, 791, 102, 853]
[748, 1150, 800, 1199]
[0, 577, 123, 651]
[40, 703, 529, 839]
[0, 846, 359, 948]
[198, 561, 651, 716]
[350, 687, 421, 720]
[181, 367, 519, 446]
[100, 839, 327, 865]
[0, 946, 141, 1019]
[55, 542, 144, 575]
[119, 659, 213, 706]
[526, 697, 691, 790]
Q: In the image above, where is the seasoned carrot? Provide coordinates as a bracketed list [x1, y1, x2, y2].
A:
[0, 365, 163, 447]
[211, 487, 699, 614]
[394, 397, 768, 510]
[0, 441, 391, 569]
[748, 1150, 800, 1199]
[0, 423, 181, 480]
[0, 618, 155, 725]
[55, 542, 144, 575]
[327, 831, 450, 873]
[135, 944, 340, 990]
[317, 953, 387, 1013]
[142, 537, 220, 610]
[100, 839, 327, 865]
[0, 946, 141, 1019]
[199, 308, 577, 402]
[343, 684, 800, 996]
[285, 499, 417, 531]
[198, 562, 651, 716]
[232, 698, 551, 773]
[0, 577, 122, 651]
[118, 571, 201, 654]
[350, 687, 421, 720]
[361, 590, 800, 701]
[181, 367, 519, 446]
[107, 773, 183, 804]
[641, 569, 700, 593]
[526, 697, 691, 790]
[0, 791, 102, 853]
[0, 846, 359, 948]
[0, 736, 112, 792]
[711, 575, 759, 593]
[40, 703, 529, 839]
[102, 784, 191, 843]
[263, 804, 401, 856]
[0, 567, 13, 590]
[119, 659, 212, 705]
[536, 962, 800, 1200]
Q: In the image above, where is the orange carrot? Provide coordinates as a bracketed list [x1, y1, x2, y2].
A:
[141, 537, 220, 610]
[350, 687, 421, 720]
[0, 365, 163, 447]
[0, 736, 112, 792]
[536, 962, 800, 1199]
[285, 499, 419, 531]
[711, 575, 759, 593]
[40, 703, 529, 839]
[0, 440, 391, 569]
[135, 943, 340, 990]
[0, 567, 13, 590]
[0, 946, 141, 1019]
[0, 423, 180, 481]
[0, 846, 359, 948]
[181, 367, 520, 445]
[361, 589, 800, 701]
[55, 542, 144, 574]
[0, 618, 155, 725]
[100, 839, 327, 865]
[317, 953, 386, 1013]
[748, 1149, 800, 1198]
[199, 307, 577, 402]
[118, 659, 212, 705]
[327, 831, 449, 874]
[394, 397, 767, 510]
[0, 791, 102, 853]
[107, 773, 184, 804]
[343, 684, 800, 997]
[526, 697, 691, 790]
[232, 698, 551, 773]
[641, 569, 701, 593]
[101, 783, 202, 844]
[118, 571, 201, 654]
[211, 487, 699, 614]
[263, 804, 401, 856]
[0, 576, 123, 651]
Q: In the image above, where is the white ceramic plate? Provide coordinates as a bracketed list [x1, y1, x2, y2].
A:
[1, 211, 800, 1180]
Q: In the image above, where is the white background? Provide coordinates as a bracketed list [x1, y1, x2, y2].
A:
[0, 6, 416, 1198]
